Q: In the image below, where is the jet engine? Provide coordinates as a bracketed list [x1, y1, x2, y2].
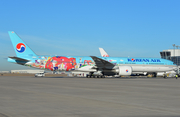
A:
[116, 66, 132, 76]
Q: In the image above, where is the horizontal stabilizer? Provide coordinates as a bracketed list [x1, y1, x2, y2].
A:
[8, 56, 30, 62]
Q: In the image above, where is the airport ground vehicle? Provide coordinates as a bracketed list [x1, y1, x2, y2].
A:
[35, 73, 45, 77]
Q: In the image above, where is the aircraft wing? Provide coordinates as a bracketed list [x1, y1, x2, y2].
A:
[8, 56, 30, 62]
[90, 56, 115, 68]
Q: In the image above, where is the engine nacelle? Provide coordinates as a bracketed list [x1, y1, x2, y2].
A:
[116, 66, 132, 76]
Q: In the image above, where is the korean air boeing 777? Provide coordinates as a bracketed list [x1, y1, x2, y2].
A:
[8, 31, 177, 77]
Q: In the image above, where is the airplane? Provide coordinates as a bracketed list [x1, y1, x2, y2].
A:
[98, 48, 178, 77]
[99, 48, 109, 57]
[7, 31, 177, 78]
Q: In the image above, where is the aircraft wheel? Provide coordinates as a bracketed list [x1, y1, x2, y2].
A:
[153, 73, 157, 77]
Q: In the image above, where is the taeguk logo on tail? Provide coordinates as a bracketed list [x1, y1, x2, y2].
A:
[16, 43, 26, 53]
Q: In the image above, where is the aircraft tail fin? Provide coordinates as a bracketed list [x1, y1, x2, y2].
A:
[8, 31, 37, 57]
[99, 48, 109, 57]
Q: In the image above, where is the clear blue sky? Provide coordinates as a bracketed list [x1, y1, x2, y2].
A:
[0, 0, 180, 71]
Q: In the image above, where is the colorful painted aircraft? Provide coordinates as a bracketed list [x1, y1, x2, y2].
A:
[8, 31, 177, 77]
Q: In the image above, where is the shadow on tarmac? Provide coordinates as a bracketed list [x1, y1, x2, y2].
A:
[36, 76, 177, 79]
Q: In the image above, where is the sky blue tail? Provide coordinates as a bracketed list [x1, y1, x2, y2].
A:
[8, 31, 37, 57]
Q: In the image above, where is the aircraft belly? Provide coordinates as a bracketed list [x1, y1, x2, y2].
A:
[131, 65, 175, 72]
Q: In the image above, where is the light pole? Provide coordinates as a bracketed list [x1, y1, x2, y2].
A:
[177, 46, 180, 74]
[172, 44, 176, 66]
[173, 44, 175, 57]
[173, 44, 178, 75]
[176, 46, 179, 66]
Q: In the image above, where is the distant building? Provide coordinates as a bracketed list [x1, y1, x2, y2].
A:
[11, 70, 44, 74]
[160, 49, 180, 66]
[0, 71, 10, 73]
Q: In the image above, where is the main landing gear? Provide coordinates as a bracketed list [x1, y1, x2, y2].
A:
[86, 72, 105, 78]
[86, 75, 105, 78]
[152, 73, 157, 77]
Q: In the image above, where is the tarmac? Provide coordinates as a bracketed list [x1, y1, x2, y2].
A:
[0, 76, 180, 117]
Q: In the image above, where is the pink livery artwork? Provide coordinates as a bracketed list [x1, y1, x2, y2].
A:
[45, 56, 76, 71]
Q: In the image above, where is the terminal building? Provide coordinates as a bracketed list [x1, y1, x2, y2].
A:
[160, 49, 180, 66]
[160, 48, 180, 74]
